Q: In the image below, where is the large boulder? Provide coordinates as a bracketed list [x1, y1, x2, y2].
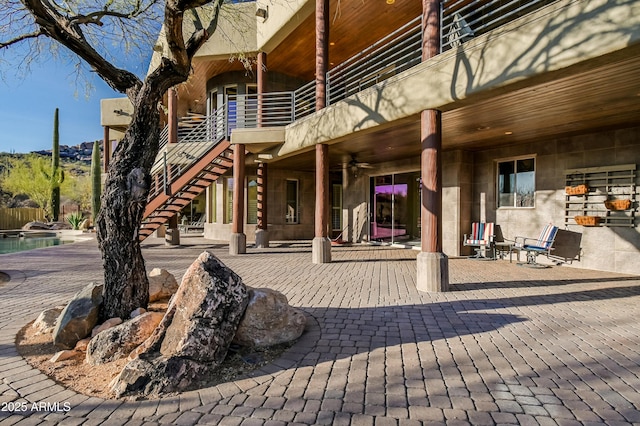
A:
[148, 268, 179, 302]
[86, 312, 164, 365]
[110, 251, 249, 397]
[233, 287, 307, 348]
[53, 283, 103, 349]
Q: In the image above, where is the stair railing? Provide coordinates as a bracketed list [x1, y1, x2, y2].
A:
[148, 104, 227, 200]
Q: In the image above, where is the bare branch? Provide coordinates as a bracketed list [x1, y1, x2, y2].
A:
[19, 0, 142, 95]
[0, 30, 44, 49]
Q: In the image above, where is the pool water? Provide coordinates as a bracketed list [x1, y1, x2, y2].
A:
[0, 237, 75, 254]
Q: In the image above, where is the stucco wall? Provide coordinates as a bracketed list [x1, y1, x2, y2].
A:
[471, 126, 640, 275]
[203, 167, 315, 241]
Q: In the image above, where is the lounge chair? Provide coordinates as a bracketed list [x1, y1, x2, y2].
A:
[463, 222, 495, 259]
[179, 215, 205, 233]
[514, 224, 559, 268]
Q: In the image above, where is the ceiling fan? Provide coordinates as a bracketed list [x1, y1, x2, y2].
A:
[345, 154, 373, 177]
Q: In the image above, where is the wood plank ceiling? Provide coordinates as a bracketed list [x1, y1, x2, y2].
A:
[177, 0, 640, 172]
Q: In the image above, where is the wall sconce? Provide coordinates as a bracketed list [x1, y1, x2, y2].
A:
[256, 6, 268, 20]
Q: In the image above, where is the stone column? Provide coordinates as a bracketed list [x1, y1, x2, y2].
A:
[254, 52, 270, 248]
[312, 0, 332, 263]
[313, 143, 331, 263]
[255, 162, 269, 248]
[165, 215, 180, 246]
[416, 0, 449, 292]
[230, 144, 246, 255]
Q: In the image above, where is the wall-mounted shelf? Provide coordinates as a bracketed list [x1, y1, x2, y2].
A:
[564, 164, 637, 228]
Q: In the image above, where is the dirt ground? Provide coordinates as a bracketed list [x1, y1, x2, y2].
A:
[16, 315, 292, 400]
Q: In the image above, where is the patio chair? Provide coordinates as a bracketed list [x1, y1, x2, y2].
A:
[514, 224, 559, 268]
[179, 215, 205, 233]
[463, 222, 495, 260]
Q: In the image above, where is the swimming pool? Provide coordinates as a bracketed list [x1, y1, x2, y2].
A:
[0, 235, 76, 254]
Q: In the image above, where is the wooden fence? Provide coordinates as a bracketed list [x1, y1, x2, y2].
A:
[0, 208, 46, 230]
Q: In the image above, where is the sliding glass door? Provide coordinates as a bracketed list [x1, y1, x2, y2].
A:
[371, 173, 420, 244]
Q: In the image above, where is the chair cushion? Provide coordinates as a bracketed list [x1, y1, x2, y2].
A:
[523, 244, 547, 252]
[466, 239, 490, 245]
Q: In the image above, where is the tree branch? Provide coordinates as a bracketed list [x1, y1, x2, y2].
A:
[0, 30, 44, 49]
[21, 0, 142, 96]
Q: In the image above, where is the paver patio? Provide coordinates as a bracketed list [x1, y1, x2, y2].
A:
[0, 236, 639, 425]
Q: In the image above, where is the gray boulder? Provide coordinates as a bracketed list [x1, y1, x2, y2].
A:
[233, 287, 307, 348]
[86, 312, 164, 365]
[110, 251, 249, 397]
[53, 283, 103, 349]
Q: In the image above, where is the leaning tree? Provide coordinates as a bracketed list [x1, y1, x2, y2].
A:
[0, 0, 238, 319]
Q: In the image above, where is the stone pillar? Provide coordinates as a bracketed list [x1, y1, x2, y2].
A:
[165, 214, 180, 246]
[230, 144, 246, 255]
[255, 162, 269, 248]
[417, 0, 449, 292]
[168, 88, 178, 144]
[103, 127, 111, 173]
[255, 52, 270, 248]
[313, 143, 331, 263]
[312, 0, 332, 263]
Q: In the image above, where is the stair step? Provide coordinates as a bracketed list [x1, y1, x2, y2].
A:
[141, 139, 231, 242]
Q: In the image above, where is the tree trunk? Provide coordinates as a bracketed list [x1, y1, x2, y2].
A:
[96, 92, 162, 320]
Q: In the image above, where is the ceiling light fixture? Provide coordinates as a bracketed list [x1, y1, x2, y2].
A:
[386, 0, 395, 4]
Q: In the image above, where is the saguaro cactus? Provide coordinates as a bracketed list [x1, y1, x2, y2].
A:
[91, 140, 102, 224]
[50, 108, 64, 221]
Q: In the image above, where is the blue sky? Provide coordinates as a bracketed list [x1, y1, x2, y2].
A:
[0, 60, 124, 154]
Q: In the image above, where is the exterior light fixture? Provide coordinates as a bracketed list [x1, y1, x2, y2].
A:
[256, 6, 268, 20]
[504, 131, 513, 135]
[386, 0, 395, 4]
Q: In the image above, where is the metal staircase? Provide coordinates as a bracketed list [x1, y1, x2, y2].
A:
[138, 108, 233, 241]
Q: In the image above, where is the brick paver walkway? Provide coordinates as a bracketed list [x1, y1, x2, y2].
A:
[1, 236, 639, 425]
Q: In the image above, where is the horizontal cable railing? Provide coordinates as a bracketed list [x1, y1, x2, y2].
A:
[227, 92, 296, 129]
[327, 16, 422, 105]
[158, 124, 169, 149]
[148, 106, 227, 200]
[293, 80, 316, 120]
[152, 0, 558, 158]
[441, 0, 557, 51]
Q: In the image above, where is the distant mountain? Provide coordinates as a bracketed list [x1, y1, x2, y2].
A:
[31, 140, 103, 165]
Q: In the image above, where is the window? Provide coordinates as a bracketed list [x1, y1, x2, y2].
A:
[286, 180, 299, 224]
[225, 178, 233, 223]
[247, 176, 258, 224]
[208, 182, 216, 223]
[497, 157, 535, 208]
[332, 184, 342, 232]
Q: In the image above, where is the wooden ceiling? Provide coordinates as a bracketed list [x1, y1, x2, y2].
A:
[177, 1, 640, 172]
[179, 0, 421, 112]
[266, 0, 422, 81]
[268, 49, 640, 171]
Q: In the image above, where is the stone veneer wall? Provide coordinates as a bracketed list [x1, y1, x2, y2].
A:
[470, 126, 640, 275]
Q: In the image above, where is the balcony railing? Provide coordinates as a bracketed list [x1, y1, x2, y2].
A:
[441, 0, 557, 51]
[149, 106, 227, 199]
[166, 0, 558, 142]
[327, 16, 422, 105]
